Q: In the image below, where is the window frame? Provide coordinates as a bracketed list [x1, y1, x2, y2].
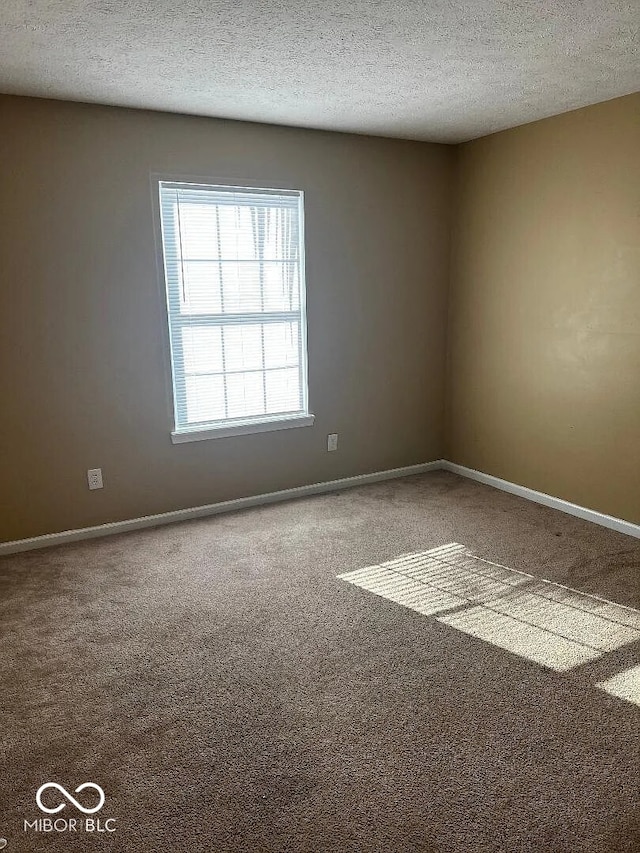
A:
[152, 176, 314, 443]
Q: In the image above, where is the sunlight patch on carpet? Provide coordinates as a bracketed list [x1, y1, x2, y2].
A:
[597, 664, 640, 707]
[338, 543, 640, 679]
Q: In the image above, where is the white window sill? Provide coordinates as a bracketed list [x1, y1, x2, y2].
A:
[171, 414, 315, 444]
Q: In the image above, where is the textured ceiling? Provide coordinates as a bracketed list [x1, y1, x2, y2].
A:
[1, 1, 638, 143]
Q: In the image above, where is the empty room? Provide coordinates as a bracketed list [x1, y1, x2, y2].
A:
[1, 1, 638, 851]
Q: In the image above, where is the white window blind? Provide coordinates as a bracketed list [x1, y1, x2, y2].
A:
[157, 181, 310, 439]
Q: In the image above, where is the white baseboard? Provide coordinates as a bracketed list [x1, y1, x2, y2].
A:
[2, 458, 638, 556]
[441, 461, 640, 540]
[0, 461, 443, 556]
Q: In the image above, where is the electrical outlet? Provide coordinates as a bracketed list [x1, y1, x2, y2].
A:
[87, 468, 103, 490]
[327, 433, 338, 452]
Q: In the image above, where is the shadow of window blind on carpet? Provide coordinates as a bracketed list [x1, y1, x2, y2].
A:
[338, 543, 640, 706]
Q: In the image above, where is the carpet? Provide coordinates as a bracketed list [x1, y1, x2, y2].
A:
[1, 471, 638, 852]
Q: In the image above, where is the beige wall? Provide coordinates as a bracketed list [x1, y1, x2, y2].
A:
[0, 95, 453, 541]
[2, 92, 637, 542]
[447, 94, 640, 524]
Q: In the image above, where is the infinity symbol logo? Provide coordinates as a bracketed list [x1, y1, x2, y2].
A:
[36, 783, 105, 815]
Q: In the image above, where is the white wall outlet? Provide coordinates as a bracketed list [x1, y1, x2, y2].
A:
[87, 468, 103, 490]
[327, 433, 338, 452]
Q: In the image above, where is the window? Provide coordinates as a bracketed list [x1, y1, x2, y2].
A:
[157, 181, 312, 442]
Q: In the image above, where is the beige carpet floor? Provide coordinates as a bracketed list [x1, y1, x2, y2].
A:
[1, 471, 639, 852]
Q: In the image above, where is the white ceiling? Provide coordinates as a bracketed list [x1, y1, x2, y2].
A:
[1, 1, 638, 143]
